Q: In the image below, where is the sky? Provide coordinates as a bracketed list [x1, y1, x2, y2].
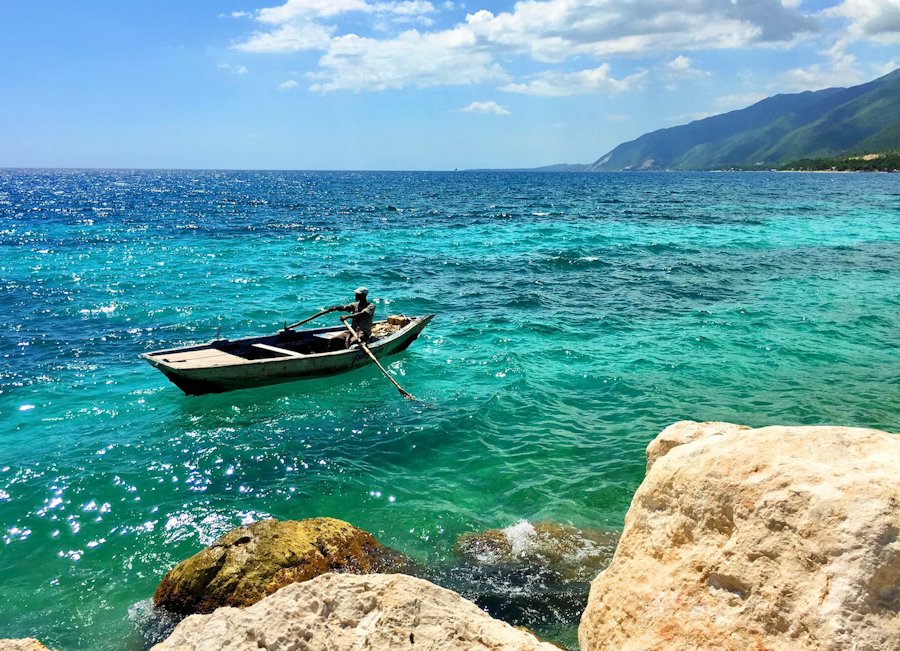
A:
[1, 0, 898, 170]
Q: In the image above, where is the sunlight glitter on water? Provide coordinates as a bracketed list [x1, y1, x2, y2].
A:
[0, 169, 898, 650]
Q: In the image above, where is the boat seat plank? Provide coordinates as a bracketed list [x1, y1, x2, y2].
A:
[159, 348, 247, 368]
[252, 343, 305, 357]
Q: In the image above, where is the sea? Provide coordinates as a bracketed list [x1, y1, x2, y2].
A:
[1, 169, 898, 650]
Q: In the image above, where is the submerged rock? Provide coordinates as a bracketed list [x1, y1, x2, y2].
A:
[152, 573, 559, 651]
[153, 517, 410, 615]
[442, 520, 617, 640]
[456, 520, 618, 582]
[580, 421, 900, 651]
[127, 598, 180, 648]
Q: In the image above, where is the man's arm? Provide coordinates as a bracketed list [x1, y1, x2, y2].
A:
[340, 303, 374, 320]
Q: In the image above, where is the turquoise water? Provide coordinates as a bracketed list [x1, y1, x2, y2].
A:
[1, 170, 898, 649]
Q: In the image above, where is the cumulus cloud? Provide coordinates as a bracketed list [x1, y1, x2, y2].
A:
[666, 55, 710, 77]
[661, 55, 711, 89]
[374, 1, 436, 17]
[235, 1, 438, 52]
[461, 101, 511, 115]
[308, 27, 507, 92]
[667, 55, 692, 72]
[769, 1, 900, 96]
[872, 58, 900, 76]
[777, 51, 864, 91]
[502, 64, 646, 96]
[231, 0, 819, 92]
[279, 79, 300, 89]
[465, 0, 817, 63]
[234, 22, 335, 52]
[824, 0, 900, 42]
[714, 92, 769, 111]
[257, 0, 368, 23]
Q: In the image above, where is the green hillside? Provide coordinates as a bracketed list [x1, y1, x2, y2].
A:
[588, 69, 900, 171]
[779, 150, 900, 171]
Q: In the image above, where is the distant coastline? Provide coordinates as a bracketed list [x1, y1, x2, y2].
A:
[473, 149, 899, 174]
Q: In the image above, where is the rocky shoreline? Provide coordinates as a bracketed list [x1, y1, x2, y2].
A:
[4, 421, 897, 650]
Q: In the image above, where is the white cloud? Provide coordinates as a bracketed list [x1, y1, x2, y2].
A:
[308, 27, 507, 92]
[665, 54, 710, 78]
[257, 0, 368, 23]
[235, 22, 335, 52]
[465, 0, 817, 63]
[872, 58, 900, 77]
[218, 63, 249, 74]
[279, 79, 300, 89]
[461, 100, 510, 115]
[667, 55, 692, 72]
[671, 111, 716, 123]
[767, 0, 899, 96]
[824, 0, 900, 43]
[714, 92, 769, 111]
[777, 56, 864, 91]
[661, 54, 711, 90]
[232, 0, 820, 93]
[235, 1, 438, 52]
[374, 2, 438, 27]
[253, 0, 435, 25]
[502, 64, 646, 96]
[373, 1, 436, 17]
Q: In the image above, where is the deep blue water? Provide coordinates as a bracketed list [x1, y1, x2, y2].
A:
[0, 169, 898, 649]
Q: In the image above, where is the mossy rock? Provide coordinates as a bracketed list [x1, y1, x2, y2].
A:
[154, 517, 410, 615]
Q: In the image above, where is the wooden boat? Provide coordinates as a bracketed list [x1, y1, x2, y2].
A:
[141, 314, 434, 395]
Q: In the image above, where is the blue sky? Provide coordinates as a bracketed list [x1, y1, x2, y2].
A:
[1, 0, 898, 170]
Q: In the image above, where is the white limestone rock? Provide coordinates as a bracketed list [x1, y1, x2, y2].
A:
[152, 572, 559, 650]
[0, 641, 53, 651]
[580, 421, 900, 651]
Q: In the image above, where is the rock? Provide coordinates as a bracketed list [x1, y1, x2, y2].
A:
[456, 520, 618, 583]
[154, 517, 410, 615]
[151, 573, 560, 651]
[580, 421, 900, 651]
[645, 420, 750, 471]
[442, 521, 618, 635]
[0, 641, 52, 651]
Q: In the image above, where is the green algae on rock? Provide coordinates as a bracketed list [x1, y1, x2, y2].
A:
[153, 517, 410, 615]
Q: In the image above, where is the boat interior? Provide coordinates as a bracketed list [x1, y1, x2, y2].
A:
[146, 318, 411, 368]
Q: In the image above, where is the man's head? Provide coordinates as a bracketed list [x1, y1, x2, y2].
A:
[355, 287, 368, 301]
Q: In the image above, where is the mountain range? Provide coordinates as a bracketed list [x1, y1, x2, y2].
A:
[585, 68, 900, 171]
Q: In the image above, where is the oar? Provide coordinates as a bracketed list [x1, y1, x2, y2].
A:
[342, 319, 416, 401]
[282, 308, 335, 331]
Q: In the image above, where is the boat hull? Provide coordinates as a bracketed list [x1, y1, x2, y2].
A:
[142, 314, 433, 395]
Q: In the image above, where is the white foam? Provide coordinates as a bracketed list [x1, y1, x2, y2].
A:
[502, 519, 537, 556]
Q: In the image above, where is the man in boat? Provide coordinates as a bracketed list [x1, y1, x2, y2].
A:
[330, 287, 375, 349]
